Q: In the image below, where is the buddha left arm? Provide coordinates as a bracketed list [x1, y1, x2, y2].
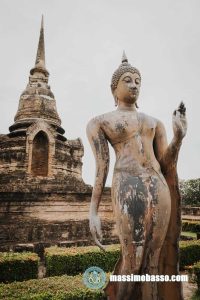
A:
[153, 102, 187, 171]
[86, 118, 110, 251]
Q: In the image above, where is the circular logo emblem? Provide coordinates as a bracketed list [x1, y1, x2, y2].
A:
[83, 266, 106, 289]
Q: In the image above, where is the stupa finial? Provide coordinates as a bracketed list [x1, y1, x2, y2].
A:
[30, 15, 49, 76]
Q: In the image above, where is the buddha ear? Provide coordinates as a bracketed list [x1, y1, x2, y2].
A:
[111, 87, 118, 107]
[114, 96, 118, 107]
[110, 84, 116, 97]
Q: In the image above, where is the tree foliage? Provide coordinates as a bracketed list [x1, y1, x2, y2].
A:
[180, 178, 200, 206]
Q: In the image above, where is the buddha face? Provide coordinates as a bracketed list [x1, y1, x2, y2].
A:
[113, 72, 141, 105]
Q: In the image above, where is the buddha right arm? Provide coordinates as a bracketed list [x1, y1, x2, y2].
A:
[86, 118, 110, 250]
[153, 103, 187, 173]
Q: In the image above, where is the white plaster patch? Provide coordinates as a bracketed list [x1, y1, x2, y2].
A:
[136, 245, 143, 268]
[61, 232, 69, 238]
[123, 204, 128, 214]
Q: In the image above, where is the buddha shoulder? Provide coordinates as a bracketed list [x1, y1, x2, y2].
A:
[138, 112, 163, 128]
[86, 111, 116, 135]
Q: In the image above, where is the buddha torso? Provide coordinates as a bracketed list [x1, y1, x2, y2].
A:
[96, 109, 162, 176]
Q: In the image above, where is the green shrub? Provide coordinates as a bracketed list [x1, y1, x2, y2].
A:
[45, 244, 120, 277]
[179, 240, 200, 270]
[0, 252, 39, 283]
[182, 221, 200, 233]
[191, 291, 200, 300]
[45, 241, 200, 276]
[180, 178, 200, 206]
[193, 261, 200, 290]
[0, 275, 107, 300]
[181, 231, 197, 239]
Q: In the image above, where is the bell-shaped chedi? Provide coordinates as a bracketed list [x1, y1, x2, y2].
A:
[11, 16, 62, 136]
[0, 17, 86, 192]
[0, 18, 115, 253]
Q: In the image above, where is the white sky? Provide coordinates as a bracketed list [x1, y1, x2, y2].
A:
[0, 0, 199, 186]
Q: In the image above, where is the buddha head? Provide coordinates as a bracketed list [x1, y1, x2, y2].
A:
[111, 52, 141, 107]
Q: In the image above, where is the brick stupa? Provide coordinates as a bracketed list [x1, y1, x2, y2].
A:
[0, 18, 115, 251]
[0, 17, 85, 188]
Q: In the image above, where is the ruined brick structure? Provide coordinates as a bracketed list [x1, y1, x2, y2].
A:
[0, 18, 116, 251]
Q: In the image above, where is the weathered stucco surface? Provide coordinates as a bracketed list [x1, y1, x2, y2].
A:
[87, 53, 187, 300]
[0, 18, 117, 251]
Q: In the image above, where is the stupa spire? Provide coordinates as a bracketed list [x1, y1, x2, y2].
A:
[30, 15, 49, 76]
[35, 15, 45, 66]
[13, 16, 62, 129]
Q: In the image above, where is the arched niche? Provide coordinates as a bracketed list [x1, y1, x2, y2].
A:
[26, 121, 56, 177]
[31, 131, 49, 176]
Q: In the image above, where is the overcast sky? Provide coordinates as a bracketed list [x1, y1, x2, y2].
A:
[0, 0, 199, 186]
